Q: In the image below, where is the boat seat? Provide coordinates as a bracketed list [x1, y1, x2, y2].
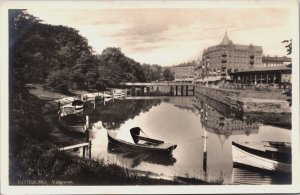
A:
[135, 135, 164, 145]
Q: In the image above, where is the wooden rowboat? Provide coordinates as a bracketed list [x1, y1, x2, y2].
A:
[107, 127, 177, 155]
[232, 141, 291, 174]
[59, 100, 84, 117]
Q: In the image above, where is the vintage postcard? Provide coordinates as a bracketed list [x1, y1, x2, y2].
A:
[1, 0, 299, 194]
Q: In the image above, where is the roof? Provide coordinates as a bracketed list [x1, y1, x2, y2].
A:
[175, 63, 195, 67]
[231, 66, 292, 74]
[262, 56, 292, 62]
[234, 44, 262, 51]
[220, 31, 232, 45]
[203, 32, 262, 54]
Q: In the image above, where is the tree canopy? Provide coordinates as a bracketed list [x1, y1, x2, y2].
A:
[10, 10, 175, 94]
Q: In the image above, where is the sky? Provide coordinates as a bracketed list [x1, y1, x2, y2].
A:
[27, 2, 295, 66]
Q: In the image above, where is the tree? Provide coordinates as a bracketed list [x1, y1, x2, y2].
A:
[163, 68, 175, 81]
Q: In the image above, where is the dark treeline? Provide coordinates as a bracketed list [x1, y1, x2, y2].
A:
[10, 10, 174, 94]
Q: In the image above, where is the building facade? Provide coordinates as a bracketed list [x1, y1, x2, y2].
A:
[230, 66, 292, 87]
[174, 63, 195, 82]
[258, 55, 292, 68]
[202, 32, 263, 80]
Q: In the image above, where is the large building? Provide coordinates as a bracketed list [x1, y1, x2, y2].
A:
[258, 55, 292, 68]
[174, 62, 196, 82]
[202, 32, 263, 80]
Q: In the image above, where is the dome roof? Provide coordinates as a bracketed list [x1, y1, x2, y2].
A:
[220, 31, 232, 45]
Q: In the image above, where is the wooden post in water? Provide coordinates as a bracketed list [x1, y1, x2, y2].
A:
[94, 95, 96, 110]
[89, 140, 92, 159]
[58, 101, 61, 111]
[85, 126, 90, 142]
[83, 145, 86, 158]
[103, 91, 106, 105]
[82, 124, 89, 158]
[112, 90, 115, 103]
[86, 115, 89, 129]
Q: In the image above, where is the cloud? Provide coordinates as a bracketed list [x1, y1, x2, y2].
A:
[27, 7, 293, 66]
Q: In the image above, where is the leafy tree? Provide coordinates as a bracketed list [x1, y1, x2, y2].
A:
[163, 68, 175, 81]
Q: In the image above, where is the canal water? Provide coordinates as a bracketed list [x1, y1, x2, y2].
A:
[83, 96, 291, 184]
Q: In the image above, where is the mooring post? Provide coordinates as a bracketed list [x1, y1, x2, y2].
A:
[89, 140, 92, 159]
[103, 91, 106, 105]
[58, 101, 61, 111]
[85, 127, 90, 142]
[86, 115, 89, 129]
[112, 90, 115, 103]
[83, 146, 86, 158]
[93, 95, 96, 110]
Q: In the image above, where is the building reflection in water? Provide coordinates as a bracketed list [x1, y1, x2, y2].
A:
[195, 97, 260, 183]
[164, 96, 261, 182]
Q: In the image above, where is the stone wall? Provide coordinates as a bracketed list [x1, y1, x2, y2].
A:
[195, 85, 291, 114]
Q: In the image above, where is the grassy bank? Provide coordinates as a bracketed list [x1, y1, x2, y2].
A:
[10, 85, 218, 185]
[11, 134, 208, 185]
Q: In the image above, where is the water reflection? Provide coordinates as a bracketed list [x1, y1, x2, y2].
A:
[85, 95, 291, 184]
[84, 99, 162, 129]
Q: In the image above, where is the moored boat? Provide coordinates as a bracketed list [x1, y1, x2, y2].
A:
[232, 141, 291, 174]
[58, 114, 86, 133]
[59, 99, 84, 117]
[107, 127, 177, 155]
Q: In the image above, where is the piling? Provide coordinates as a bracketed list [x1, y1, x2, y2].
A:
[112, 90, 115, 103]
[103, 91, 106, 105]
[83, 146, 86, 157]
[86, 115, 89, 129]
[89, 140, 92, 159]
[94, 95, 96, 110]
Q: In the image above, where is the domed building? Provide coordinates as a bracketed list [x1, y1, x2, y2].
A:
[202, 32, 263, 80]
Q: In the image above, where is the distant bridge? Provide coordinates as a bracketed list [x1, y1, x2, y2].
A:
[122, 82, 195, 96]
[123, 82, 195, 87]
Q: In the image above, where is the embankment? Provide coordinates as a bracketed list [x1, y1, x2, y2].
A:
[195, 85, 291, 114]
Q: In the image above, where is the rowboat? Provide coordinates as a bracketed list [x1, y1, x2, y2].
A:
[59, 100, 84, 117]
[58, 114, 86, 133]
[107, 127, 177, 155]
[107, 142, 177, 167]
[232, 141, 291, 174]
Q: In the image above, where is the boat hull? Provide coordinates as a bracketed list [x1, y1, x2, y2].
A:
[107, 131, 176, 155]
[232, 142, 291, 174]
[58, 114, 86, 133]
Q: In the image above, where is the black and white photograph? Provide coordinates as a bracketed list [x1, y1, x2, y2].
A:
[1, 0, 299, 194]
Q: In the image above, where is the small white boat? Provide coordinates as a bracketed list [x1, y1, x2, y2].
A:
[232, 141, 291, 174]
